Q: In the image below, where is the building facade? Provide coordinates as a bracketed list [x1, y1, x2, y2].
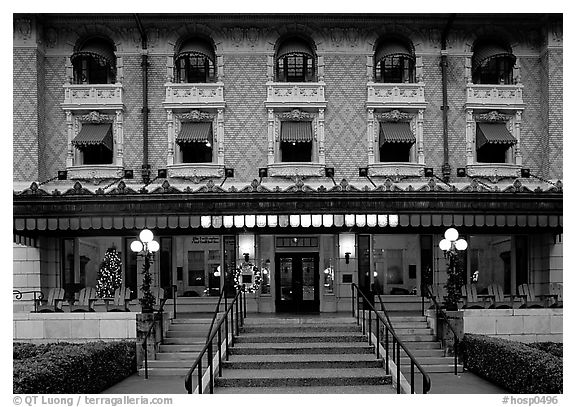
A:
[13, 13, 562, 314]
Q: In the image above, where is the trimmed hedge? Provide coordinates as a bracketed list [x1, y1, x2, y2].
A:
[13, 341, 136, 394]
[463, 334, 562, 394]
[528, 342, 563, 359]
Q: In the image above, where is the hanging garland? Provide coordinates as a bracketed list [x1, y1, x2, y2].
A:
[233, 262, 262, 293]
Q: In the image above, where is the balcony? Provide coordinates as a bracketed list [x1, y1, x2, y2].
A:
[265, 82, 326, 108]
[62, 84, 123, 110]
[67, 165, 124, 181]
[164, 83, 225, 109]
[466, 163, 521, 182]
[366, 83, 426, 109]
[167, 163, 225, 179]
[466, 84, 524, 109]
[368, 162, 424, 181]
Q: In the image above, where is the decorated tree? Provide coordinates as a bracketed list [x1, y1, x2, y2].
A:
[139, 252, 156, 312]
[96, 247, 122, 298]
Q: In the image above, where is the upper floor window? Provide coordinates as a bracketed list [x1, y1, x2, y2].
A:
[378, 122, 415, 162]
[71, 123, 114, 165]
[275, 37, 316, 82]
[472, 41, 515, 85]
[475, 122, 517, 164]
[71, 38, 116, 84]
[280, 121, 313, 162]
[374, 39, 415, 83]
[176, 121, 214, 163]
[174, 38, 216, 83]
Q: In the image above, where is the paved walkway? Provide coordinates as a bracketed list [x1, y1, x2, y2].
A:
[102, 369, 507, 394]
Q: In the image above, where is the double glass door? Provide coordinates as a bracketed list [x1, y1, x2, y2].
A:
[275, 253, 319, 313]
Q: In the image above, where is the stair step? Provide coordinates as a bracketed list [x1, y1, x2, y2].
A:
[395, 334, 436, 342]
[230, 342, 374, 355]
[245, 317, 356, 325]
[145, 360, 206, 369]
[223, 354, 383, 369]
[385, 322, 430, 329]
[138, 367, 190, 376]
[215, 385, 396, 394]
[165, 331, 210, 338]
[401, 364, 463, 373]
[392, 328, 433, 335]
[241, 325, 359, 333]
[235, 332, 365, 343]
[400, 349, 445, 357]
[215, 368, 392, 387]
[396, 341, 441, 349]
[163, 338, 208, 345]
[399, 356, 456, 365]
[159, 344, 211, 352]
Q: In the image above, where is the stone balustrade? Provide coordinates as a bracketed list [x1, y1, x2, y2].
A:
[266, 82, 326, 106]
[466, 84, 524, 107]
[164, 82, 225, 107]
[62, 83, 123, 109]
[367, 82, 426, 107]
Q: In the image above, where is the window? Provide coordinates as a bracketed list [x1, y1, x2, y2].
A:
[374, 39, 415, 83]
[472, 42, 515, 85]
[174, 38, 216, 83]
[71, 123, 114, 165]
[475, 122, 517, 164]
[275, 37, 315, 82]
[280, 121, 313, 162]
[175, 121, 214, 163]
[378, 122, 415, 162]
[71, 38, 116, 84]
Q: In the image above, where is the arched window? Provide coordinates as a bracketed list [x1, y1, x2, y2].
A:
[71, 38, 116, 84]
[275, 37, 316, 82]
[472, 41, 515, 85]
[374, 39, 415, 83]
[174, 38, 216, 83]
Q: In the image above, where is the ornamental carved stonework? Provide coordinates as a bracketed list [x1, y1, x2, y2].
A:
[476, 111, 511, 123]
[375, 110, 413, 122]
[176, 110, 215, 122]
[278, 109, 315, 121]
[79, 111, 115, 123]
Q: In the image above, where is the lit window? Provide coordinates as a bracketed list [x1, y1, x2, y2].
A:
[176, 122, 214, 163]
[280, 121, 313, 162]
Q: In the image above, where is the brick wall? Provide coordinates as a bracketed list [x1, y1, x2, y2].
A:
[13, 48, 39, 182]
[547, 48, 563, 180]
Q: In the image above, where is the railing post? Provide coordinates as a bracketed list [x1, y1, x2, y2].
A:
[454, 338, 458, 375]
[351, 285, 355, 318]
[208, 338, 214, 394]
[396, 341, 401, 394]
[218, 326, 222, 377]
[230, 307, 234, 347]
[375, 318, 380, 359]
[235, 297, 239, 335]
[159, 312, 164, 344]
[143, 338, 148, 379]
[411, 362, 415, 394]
[225, 314, 230, 360]
[356, 291, 360, 325]
[243, 288, 247, 318]
[385, 329, 389, 374]
[368, 307, 372, 345]
[361, 301, 365, 334]
[198, 359, 203, 394]
[173, 285, 177, 319]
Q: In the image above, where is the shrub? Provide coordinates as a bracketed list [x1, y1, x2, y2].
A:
[528, 342, 563, 359]
[463, 334, 562, 394]
[13, 341, 136, 394]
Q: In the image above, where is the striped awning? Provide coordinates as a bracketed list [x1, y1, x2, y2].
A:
[472, 44, 515, 69]
[476, 123, 517, 149]
[277, 38, 314, 58]
[176, 122, 213, 145]
[379, 122, 416, 145]
[375, 40, 413, 63]
[281, 121, 313, 143]
[72, 124, 113, 151]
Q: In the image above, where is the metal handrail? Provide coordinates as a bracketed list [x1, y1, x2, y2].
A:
[351, 283, 431, 394]
[13, 290, 44, 313]
[205, 284, 227, 344]
[423, 285, 460, 375]
[142, 296, 168, 379]
[184, 288, 245, 394]
[373, 290, 395, 334]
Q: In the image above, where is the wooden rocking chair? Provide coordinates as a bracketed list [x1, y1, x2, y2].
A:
[548, 283, 563, 308]
[105, 285, 132, 312]
[427, 284, 447, 308]
[70, 287, 98, 312]
[35, 287, 65, 312]
[461, 284, 487, 309]
[516, 284, 547, 308]
[486, 284, 514, 309]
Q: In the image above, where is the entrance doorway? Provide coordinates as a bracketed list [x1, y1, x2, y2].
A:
[275, 253, 319, 313]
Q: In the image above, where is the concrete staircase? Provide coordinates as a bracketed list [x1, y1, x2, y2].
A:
[386, 313, 462, 374]
[138, 316, 215, 377]
[214, 316, 395, 394]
